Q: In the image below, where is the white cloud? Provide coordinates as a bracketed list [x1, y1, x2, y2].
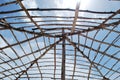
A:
[22, 0, 38, 8]
[18, 0, 43, 26]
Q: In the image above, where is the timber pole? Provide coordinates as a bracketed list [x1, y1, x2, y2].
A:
[61, 28, 66, 80]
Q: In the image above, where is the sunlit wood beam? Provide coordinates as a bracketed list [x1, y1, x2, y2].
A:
[71, 2, 80, 33]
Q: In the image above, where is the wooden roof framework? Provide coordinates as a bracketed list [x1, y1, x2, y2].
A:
[0, 0, 120, 80]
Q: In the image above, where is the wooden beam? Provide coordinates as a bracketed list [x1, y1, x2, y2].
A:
[54, 38, 56, 80]
[16, 0, 44, 34]
[71, 2, 80, 32]
[72, 48, 77, 80]
[15, 38, 63, 80]
[61, 28, 66, 80]
[65, 36, 104, 77]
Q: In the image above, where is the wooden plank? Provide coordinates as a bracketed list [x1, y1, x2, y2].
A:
[61, 28, 66, 80]
[15, 38, 63, 80]
[71, 2, 80, 32]
[16, 0, 44, 33]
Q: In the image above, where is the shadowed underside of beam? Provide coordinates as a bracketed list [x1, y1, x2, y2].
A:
[0, 0, 120, 80]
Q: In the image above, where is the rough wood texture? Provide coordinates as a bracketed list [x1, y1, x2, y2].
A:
[0, 0, 120, 80]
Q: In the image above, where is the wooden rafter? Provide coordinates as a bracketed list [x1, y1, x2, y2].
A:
[15, 38, 63, 79]
[61, 28, 66, 80]
[16, 0, 44, 34]
[0, 0, 120, 80]
[71, 2, 80, 32]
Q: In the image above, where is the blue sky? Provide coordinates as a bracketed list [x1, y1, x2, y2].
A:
[0, 0, 120, 80]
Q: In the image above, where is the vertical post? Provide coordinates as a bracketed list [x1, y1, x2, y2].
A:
[61, 28, 66, 80]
